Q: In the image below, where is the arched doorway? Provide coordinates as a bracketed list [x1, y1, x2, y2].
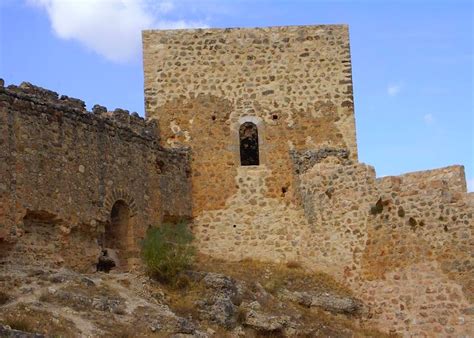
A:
[98, 200, 130, 271]
[239, 122, 259, 166]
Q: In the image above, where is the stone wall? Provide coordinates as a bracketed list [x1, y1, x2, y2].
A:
[143, 24, 358, 217]
[0, 81, 191, 271]
[143, 24, 359, 266]
[297, 161, 474, 336]
[297, 160, 376, 280]
[192, 166, 312, 263]
[364, 165, 471, 282]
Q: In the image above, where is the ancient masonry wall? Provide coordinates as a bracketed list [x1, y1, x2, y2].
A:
[143, 25, 357, 216]
[297, 159, 474, 336]
[0, 82, 192, 271]
[143, 24, 358, 259]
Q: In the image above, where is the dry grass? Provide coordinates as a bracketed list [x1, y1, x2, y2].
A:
[38, 291, 54, 303]
[195, 254, 353, 296]
[146, 254, 393, 337]
[297, 305, 398, 337]
[4, 318, 34, 332]
[170, 295, 200, 318]
[191, 255, 394, 337]
[1, 304, 75, 336]
[163, 277, 207, 320]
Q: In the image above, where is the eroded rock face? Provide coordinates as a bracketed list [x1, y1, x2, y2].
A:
[283, 290, 361, 314]
[196, 272, 243, 328]
[202, 273, 242, 306]
[242, 309, 290, 333]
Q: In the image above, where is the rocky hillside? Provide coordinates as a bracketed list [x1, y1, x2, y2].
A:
[0, 256, 391, 337]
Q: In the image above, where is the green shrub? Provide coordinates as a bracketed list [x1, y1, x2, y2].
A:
[141, 221, 195, 284]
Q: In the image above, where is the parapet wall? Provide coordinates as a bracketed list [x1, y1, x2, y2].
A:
[0, 81, 192, 271]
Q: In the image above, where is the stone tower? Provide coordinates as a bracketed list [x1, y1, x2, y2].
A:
[143, 24, 356, 230]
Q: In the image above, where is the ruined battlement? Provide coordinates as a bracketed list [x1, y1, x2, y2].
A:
[0, 80, 192, 271]
[1, 81, 160, 143]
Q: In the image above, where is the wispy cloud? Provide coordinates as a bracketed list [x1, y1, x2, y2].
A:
[423, 113, 435, 124]
[29, 0, 208, 63]
[387, 83, 402, 97]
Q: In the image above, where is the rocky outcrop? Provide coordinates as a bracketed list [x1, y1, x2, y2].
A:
[192, 272, 243, 328]
[0, 325, 44, 338]
[241, 309, 290, 333]
[282, 290, 362, 314]
[0, 259, 383, 337]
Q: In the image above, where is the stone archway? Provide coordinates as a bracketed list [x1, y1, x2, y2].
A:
[98, 200, 130, 271]
[107, 200, 130, 250]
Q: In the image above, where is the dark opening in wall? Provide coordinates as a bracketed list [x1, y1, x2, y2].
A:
[98, 200, 130, 271]
[106, 200, 130, 251]
[239, 122, 259, 166]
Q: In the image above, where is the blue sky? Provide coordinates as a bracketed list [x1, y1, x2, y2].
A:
[1, 0, 473, 190]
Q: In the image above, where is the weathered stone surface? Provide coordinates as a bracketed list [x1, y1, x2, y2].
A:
[283, 290, 361, 314]
[242, 309, 290, 332]
[297, 162, 473, 336]
[202, 272, 242, 306]
[196, 272, 243, 328]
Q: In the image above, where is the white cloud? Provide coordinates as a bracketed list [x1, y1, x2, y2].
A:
[468, 178, 474, 192]
[387, 83, 402, 96]
[423, 113, 435, 124]
[29, 0, 207, 63]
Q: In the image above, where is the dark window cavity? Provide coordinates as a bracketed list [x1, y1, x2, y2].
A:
[239, 122, 259, 166]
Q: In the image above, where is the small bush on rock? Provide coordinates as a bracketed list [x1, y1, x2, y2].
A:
[142, 221, 195, 284]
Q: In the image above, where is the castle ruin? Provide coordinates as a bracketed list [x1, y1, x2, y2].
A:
[1, 25, 472, 336]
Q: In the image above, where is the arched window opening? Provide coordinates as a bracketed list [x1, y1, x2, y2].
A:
[98, 200, 130, 272]
[239, 122, 259, 166]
